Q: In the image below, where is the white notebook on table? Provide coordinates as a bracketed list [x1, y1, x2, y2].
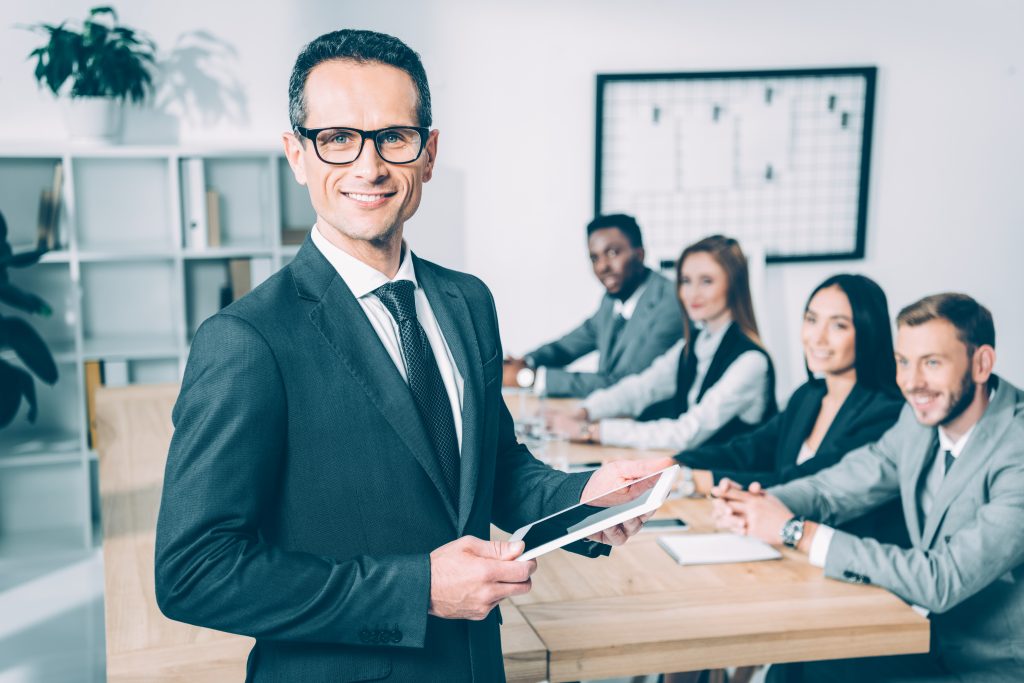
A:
[658, 533, 782, 565]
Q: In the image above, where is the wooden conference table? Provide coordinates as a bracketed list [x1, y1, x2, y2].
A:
[498, 393, 930, 682]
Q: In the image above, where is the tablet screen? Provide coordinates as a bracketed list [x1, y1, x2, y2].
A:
[520, 468, 663, 554]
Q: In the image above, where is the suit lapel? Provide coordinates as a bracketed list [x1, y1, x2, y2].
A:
[294, 240, 458, 526]
[902, 429, 937, 547]
[920, 380, 1013, 548]
[414, 257, 485, 534]
[777, 383, 824, 472]
[604, 272, 662, 370]
[594, 298, 620, 373]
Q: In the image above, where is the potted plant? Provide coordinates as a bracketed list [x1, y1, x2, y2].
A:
[24, 5, 157, 143]
[0, 210, 58, 428]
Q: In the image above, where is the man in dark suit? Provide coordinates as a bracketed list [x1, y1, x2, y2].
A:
[503, 214, 683, 398]
[154, 29, 668, 683]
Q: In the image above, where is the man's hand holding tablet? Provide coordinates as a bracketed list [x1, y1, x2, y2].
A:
[510, 458, 680, 561]
[428, 458, 677, 620]
[579, 457, 678, 545]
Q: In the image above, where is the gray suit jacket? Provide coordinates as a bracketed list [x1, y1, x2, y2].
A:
[155, 239, 596, 682]
[772, 376, 1024, 680]
[527, 268, 683, 398]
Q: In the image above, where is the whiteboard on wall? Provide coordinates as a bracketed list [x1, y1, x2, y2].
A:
[595, 67, 877, 266]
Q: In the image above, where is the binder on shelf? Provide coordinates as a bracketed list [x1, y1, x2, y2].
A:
[84, 360, 103, 449]
[206, 190, 222, 248]
[228, 258, 252, 301]
[182, 158, 208, 250]
[36, 161, 64, 250]
[281, 227, 308, 245]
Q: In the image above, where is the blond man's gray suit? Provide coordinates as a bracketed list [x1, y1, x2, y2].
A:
[771, 376, 1024, 681]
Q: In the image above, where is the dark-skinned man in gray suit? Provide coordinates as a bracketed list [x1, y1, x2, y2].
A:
[154, 29, 670, 683]
[503, 213, 683, 398]
[716, 293, 1024, 682]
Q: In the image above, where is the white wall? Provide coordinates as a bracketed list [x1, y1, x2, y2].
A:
[2, 0, 1021, 395]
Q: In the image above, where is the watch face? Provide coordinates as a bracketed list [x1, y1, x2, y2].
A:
[782, 517, 804, 548]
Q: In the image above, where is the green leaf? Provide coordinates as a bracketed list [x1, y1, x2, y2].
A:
[2, 317, 59, 384]
[0, 283, 52, 316]
[0, 360, 36, 426]
[0, 248, 47, 269]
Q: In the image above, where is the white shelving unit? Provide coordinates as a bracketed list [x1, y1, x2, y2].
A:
[0, 144, 315, 558]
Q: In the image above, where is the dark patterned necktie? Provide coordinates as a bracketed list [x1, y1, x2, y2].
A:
[943, 450, 955, 477]
[373, 280, 460, 507]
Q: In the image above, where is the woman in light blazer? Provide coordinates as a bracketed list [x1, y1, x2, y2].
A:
[548, 235, 777, 451]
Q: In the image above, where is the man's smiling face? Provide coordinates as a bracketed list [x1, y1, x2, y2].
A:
[285, 59, 438, 248]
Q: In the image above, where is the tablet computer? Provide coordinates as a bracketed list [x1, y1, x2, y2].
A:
[509, 464, 679, 561]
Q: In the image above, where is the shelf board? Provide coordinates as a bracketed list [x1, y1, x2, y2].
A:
[1, 340, 76, 365]
[183, 246, 274, 259]
[0, 526, 89, 560]
[77, 249, 177, 263]
[81, 335, 180, 360]
[38, 251, 73, 264]
[0, 432, 82, 468]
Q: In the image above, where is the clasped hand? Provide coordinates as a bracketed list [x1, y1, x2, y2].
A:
[710, 478, 795, 545]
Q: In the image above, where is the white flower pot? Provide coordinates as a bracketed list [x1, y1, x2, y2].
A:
[60, 97, 124, 144]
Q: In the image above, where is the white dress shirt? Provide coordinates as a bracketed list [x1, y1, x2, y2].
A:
[581, 321, 768, 450]
[533, 278, 650, 396]
[311, 225, 465, 451]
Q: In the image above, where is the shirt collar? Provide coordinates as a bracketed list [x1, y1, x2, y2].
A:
[694, 319, 732, 357]
[612, 279, 648, 319]
[311, 223, 417, 298]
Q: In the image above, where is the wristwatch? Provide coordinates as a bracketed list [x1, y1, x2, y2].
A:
[515, 366, 536, 388]
[780, 516, 806, 549]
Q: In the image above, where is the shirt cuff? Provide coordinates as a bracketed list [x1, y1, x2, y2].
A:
[808, 524, 835, 568]
[533, 366, 547, 396]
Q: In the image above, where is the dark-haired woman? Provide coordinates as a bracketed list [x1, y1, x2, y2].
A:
[677, 274, 907, 544]
[548, 235, 777, 451]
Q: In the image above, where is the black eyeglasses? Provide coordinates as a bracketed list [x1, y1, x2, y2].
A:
[294, 126, 429, 165]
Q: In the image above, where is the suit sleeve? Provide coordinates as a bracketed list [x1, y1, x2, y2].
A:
[526, 307, 601, 370]
[483, 288, 609, 556]
[155, 313, 431, 648]
[775, 392, 903, 485]
[675, 410, 784, 488]
[770, 406, 911, 526]
[543, 296, 683, 398]
[823, 456, 1024, 613]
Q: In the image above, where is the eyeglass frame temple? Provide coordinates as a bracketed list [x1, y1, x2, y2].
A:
[293, 125, 430, 165]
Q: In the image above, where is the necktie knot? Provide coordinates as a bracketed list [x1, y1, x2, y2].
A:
[374, 280, 417, 323]
[943, 449, 955, 477]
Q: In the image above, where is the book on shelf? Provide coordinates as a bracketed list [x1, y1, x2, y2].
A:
[35, 161, 63, 250]
[84, 360, 102, 449]
[228, 258, 251, 301]
[281, 227, 308, 245]
[182, 158, 208, 250]
[206, 190, 222, 248]
[84, 359, 131, 449]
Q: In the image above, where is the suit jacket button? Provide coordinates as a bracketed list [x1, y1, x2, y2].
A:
[391, 628, 403, 643]
[359, 629, 371, 643]
[842, 570, 854, 579]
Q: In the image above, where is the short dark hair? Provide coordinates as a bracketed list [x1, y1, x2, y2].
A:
[806, 274, 898, 395]
[586, 214, 643, 248]
[897, 292, 996, 352]
[288, 29, 432, 130]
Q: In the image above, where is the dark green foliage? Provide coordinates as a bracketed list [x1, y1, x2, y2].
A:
[0, 210, 58, 428]
[24, 6, 157, 104]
